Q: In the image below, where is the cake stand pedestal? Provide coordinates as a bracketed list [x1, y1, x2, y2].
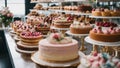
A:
[13, 35, 20, 42]
[50, 26, 69, 35]
[31, 51, 80, 68]
[66, 31, 88, 51]
[85, 36, 120, 55]
[16, 41, 38, 54]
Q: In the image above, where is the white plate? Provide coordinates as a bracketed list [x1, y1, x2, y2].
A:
[85, 36, 120, 46]
[31, 51, 80, 67]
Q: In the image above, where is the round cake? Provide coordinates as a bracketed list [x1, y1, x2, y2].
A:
[35, 23, 50, 35]
[39, 33, 79, 62]
[79, 52, 120, 68]
[90, 27, 120, 42]
[53, 15, 73, 28]
[20, 31, 42, 45]
[70, 21, 93, 34]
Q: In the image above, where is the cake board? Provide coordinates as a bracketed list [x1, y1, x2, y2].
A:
[31, 51, 80, 68]
[16, 41, 38, 51]
[85, 36, 120, 54]
[15, 46, 37, 54]
[66, 31, 89, 51]
[13, 35, 20, 42]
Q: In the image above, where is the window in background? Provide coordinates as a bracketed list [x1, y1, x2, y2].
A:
[7, 0, 25, 16]
[0, 0, 5, 10]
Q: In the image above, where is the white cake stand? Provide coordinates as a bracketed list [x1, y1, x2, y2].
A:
[85, 36, 120, 54]
[31, 51, 80, 67]
[66, 31, 89, 51]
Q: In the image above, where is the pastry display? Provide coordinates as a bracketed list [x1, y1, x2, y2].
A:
[79, 52, 120, 68]
[20, 31, 42, 45]
[70, 21, 93, 34]
[39, 33, 79, 62]
[27, 10, 39, 16]
[90, 27, 120, 42]
[95, 21, 118, 27]
[35, 23, 50, 35]
[78, 4, 92, 13]
[92, 8, 120, 16]
[33, 4, 43, 10]
[26, 16, 44, 26]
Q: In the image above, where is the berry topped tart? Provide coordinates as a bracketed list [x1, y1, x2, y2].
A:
[20, 31, 43, 45]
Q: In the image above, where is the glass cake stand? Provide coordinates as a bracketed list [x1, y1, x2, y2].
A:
[66, 31, 89, 51]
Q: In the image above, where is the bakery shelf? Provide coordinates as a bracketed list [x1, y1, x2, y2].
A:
[89, 15, 120, 19]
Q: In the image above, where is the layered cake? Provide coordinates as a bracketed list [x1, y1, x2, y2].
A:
[53, 14, 73, 28]
[79, 52, 120, 68]
[90, 27, 120, 42]
[70, 21, 93, 34]
[39, 33, 79, 62]
[20, 31, 42, 45]
[35, 23, 50, 35]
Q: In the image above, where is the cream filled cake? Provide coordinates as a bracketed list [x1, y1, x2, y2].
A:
[39, 33, 79, 62]
[79, 52, 120, 68]
[70, 21, 93, 34]
[90, 27, 120, 42]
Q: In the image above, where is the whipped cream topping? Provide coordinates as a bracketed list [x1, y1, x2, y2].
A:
[47, 33, 72, 44]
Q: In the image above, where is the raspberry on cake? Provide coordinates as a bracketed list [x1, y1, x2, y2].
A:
[39, 33, 79, 62]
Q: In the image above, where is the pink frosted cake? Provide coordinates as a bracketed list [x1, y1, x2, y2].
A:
[39, 33, 79, 62]
[79, 52, 120, 68]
